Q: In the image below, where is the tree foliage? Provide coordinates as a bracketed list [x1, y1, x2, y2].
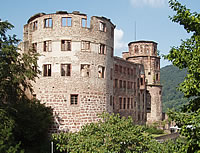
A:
[0, 20, 53, 152]
[165, 0, 200, 152]
[52, 113, 155, 153]
[0, 109, 22, 153]
[160, 65, 188, 112]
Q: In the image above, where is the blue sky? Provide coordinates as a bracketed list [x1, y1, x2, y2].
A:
[1, 0, 200, 67]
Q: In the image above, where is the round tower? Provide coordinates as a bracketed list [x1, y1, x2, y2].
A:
[126, 41, 162, 123]
[21, 11, 115, 132]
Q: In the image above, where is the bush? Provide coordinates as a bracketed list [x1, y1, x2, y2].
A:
[144, 125, 164, 135]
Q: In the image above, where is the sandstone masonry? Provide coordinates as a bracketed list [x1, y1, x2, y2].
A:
[20, 11, 162, 132]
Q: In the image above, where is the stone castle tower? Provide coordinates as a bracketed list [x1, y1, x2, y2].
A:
[20, 11, 162, 132]
[123, 41, 162, 123]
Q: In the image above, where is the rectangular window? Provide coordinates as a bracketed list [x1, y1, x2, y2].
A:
[114, 79, 118, 88]
[123, 80, 126, 89]
[44, 18, 52, 28]
[127, 98, 130, 109]
[111, 47, 114, 57]
[81, 41, 90, 51]
[141, 78, 144, 85]
[113, 97, 115, 110]
[115, 64, 118, 72]
[44, 40, 52, 52]
[131, 82, 133, 89]
[70, 94, 78, 105]
[127, 81, 130, 89]
[124, 67, 126, 74]
[134, 100, 136, 108]
[131, 98, 133, 109]
[131, 69, 134, 76]
[119, 97, 122, 109]
[32, 43, 37, 52]
[82, 18, 87, 27]
[81, 64, 90, 77]
[62, 17, 72, 27]
[99, 22, 106, 32]
[123, 98, 126, 109]
[61, 40, 71, 51]
[99, 44, 106, 54]
[98, 66, 105, 78]
[32, 21, 38, 31]
[127, 68, 130, 75]
[119, 66, 122, 73]
[119, 80, 122, 88]
[61, 64, 71, 76]
[43, 64, 51, 77]
[110, 95, 112, 106]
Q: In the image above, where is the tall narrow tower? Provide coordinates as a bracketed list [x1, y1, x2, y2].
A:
[125, 41, 162, 123]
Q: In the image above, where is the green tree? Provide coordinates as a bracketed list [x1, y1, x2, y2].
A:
[0, 20, 39, 104]
[0, 109, 22, 153]
[52, 113, 154, 153]
[0, 20, 53, 152]
[165, 0, 200, 152]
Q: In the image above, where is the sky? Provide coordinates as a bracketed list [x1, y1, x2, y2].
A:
[1, 0, 200, 67]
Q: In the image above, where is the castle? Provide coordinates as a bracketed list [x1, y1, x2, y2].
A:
[19, 11, 162, 132]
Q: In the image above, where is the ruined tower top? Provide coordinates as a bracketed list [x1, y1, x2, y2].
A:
[128, 40, 158, 57]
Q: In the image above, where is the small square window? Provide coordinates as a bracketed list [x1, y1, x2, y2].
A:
[32, 43, 37, 52]
[61, 40, 71, 51]
[81, 41, 90, 51]
[81, 64, 90, 77]
[70, 94, 78, 105]
[61, 64, 71, 76]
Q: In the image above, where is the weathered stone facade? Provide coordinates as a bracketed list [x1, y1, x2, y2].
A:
[20, 11, 162, 132]
[123, 41, 162, 123]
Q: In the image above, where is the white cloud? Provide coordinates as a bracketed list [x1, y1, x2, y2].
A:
[114, 29, 127, 54]
[130, 0, 167, 8]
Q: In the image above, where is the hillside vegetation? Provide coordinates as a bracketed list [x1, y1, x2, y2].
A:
[160, 65, 188, 112]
